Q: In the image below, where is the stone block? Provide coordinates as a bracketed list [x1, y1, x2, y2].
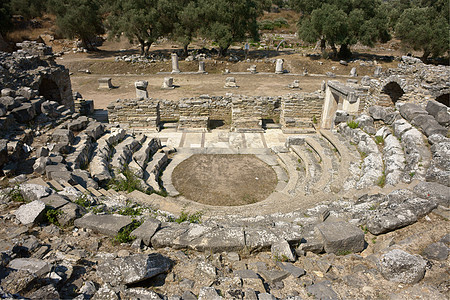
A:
[51, 129, 74, 145]
[315, 221, 365, 254]
[11, 103, 36, 123]
[399, 103, 428, 121]
[130, 219, 161, 246]
[8, 258, 51, 277]
[74, 214, 133, 236]
[422, 242, 448, 261]
[96, 253, 172, 286]
[276, 262, 305, 278]
[426, 100, 449, 126]
[14, 200, 46, 225]
[19, 183, 52, 201]
[98, 78, 112, 89]
[271, 239, 295, 262]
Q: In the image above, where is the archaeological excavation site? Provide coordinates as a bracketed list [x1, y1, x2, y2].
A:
[0, 39, 449, 299]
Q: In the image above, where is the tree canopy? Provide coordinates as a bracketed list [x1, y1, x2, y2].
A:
[199, 0, 261, 56]
[48, 0, 104, 50]
[394, 1, 449, 60]
[293, 0, 390, 58]
[0, 0, 448, 60]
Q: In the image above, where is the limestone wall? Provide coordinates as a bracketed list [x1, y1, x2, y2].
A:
[280, 92, 324, 128]
[107, 93, 326, 130]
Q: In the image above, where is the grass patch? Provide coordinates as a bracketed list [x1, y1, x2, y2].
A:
[336, 249, 353, 256]
[273, 254, 290, 262]
[117, 206, 143, 216]
[169, 210, 203, 224]
[409, 172, 415, 178]
[108, 166, 146, 194]
[114, 220, 143, 244]
[375, 136, 384, 145]
[347, 120, 359, 129]
[377, 172, 386, 187]
[358, 150, 368, 160]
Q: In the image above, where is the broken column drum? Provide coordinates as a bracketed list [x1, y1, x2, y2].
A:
[198, 61, 206, 73]
[171, 53, 180, 73]
[162, 77, 174, 89]
[135, 81, 148, 99]
[275, 59, 284, 74]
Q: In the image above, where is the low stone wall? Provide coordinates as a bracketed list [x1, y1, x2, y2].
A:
[107, 93, 326, 130]
[107, 98, 160, 130]
[281, 92, 324, 128]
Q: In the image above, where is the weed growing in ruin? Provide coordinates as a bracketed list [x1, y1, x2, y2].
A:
[358, 150, 368, 160]
[360, 225, 369, 234]
[377, 172, 386, 187]
[369, 204, 379, 211]
[74, 194, 91, 208]
[347, 120, 359, 129]
[169, 210, 203, 224]
[114, 220, 143, 244]
[312, 115, 318, 124]
[44, 207, 61, 227]
[108, 166, 144, 193]
[117, 206, 143, 216]
[273, 254, 290, 262]
[409, 172, 415, 178]
[7, 186, 25, 202]
[336, 249, 352, 256]
[375, 136, 384, 145]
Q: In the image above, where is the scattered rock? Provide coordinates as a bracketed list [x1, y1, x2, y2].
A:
[14, 200, 46, 225]
[379, 249, 426, 284]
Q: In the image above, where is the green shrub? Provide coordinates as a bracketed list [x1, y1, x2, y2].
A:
[44, 208, 61, 227]
[312, 115, 318, 124]
[74, 194, 91, 208]
[7, 187, 25, 203]
[347, 120, 359, 129]
[258, 20, 275, 30]
[108, 166, 144, 193]
[273, 17, 289, 28]
[117, 206, 143, 216]
[114, 220, 143, 243]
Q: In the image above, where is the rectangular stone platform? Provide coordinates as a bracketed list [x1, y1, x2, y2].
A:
[178, 116, 209, 132]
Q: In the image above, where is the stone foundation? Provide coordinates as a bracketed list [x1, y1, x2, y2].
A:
[107, 93, 326, 132]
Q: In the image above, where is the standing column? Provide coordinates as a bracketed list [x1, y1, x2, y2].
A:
[275, 58, 284, 74]
[198, 61, 206, 73]
[171, 53, 180, 73]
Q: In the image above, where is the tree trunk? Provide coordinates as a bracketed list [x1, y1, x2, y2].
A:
[421, 50, 430, 62]
[183, 44, 189, 57]
[338, 44, 351, 59]
[330, 42, 338, 59]
[139, 39, 145, 56]
[320, 39, 326, 57]
[219, 46, 229, 57]
[144, 42, 151, 56]
[81, 37, 95, 51]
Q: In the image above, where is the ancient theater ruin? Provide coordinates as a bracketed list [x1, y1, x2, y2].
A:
[0, 42, 448, 299]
